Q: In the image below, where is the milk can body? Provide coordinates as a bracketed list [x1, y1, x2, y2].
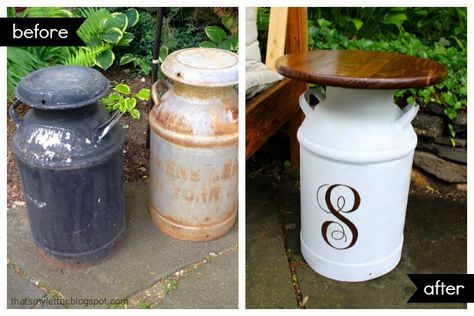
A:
[298, 87, 418, 281]
[10, 66, 125, 268]
[149, 48, 238, 241]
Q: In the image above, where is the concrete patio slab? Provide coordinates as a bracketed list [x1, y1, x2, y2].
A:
[246, 176, 297, 309]
[158, 248, 238, 309]
[7, 181, 237, 309]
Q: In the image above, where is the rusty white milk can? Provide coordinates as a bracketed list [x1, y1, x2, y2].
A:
[298, 87, 419, 282]
[149, 48, 238, 241]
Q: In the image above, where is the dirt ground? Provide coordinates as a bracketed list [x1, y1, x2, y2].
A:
[6, 68, 151, 208]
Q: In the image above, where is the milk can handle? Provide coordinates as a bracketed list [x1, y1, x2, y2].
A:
[93, 110, 123, 144]
[151, 79, 173, 107]
[299, 89, 326, 116]
[393, 103, 419, 134]
[9, 100, 23, 127]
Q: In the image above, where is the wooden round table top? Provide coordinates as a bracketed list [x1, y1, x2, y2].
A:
[275, 50, 448, 89]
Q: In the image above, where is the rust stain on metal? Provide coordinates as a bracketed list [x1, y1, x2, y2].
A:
[209, 108, 238, 136]
[153, 109, 194, 135]
[149, 202, 237, 241]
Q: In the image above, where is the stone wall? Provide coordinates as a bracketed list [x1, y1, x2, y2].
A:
[412, 110, 467, 184]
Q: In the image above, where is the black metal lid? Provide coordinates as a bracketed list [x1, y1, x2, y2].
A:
[15, 65, 109, 110]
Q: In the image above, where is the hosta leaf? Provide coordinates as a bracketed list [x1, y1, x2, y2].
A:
[136, 89, 150, 101]
[115, 83, 131, 95]
[95, 49, 115, 70]
[130, 108, 140, 120]
[119, 53, 136, 65]
[118, 32, 134, 46]
[204, 26, 227, 44]
[125, 97, 136, 111]
[125, 8, 139, 27]
[200, 40, 217, 48]
[99, 27, 123, 44]
[111, 12, 128, 30]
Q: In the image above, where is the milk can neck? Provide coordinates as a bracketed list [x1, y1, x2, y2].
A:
[173, 82, 235, 99]
[325, 86, 396, 111]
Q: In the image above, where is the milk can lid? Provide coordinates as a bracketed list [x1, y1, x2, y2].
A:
[15, 65, 109, 110]
[161, 48, 238, 87]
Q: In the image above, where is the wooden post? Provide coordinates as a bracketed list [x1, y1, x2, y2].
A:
[286, 7, 308, 167]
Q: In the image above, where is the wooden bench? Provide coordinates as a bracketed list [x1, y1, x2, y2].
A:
[246, 7, 308, 166]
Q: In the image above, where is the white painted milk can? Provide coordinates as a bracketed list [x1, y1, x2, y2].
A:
[298, 87, 419, 281]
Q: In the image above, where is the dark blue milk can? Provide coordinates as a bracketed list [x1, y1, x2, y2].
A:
[9, 66, 125, 268]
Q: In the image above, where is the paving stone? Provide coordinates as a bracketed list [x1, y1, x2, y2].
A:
[296, 239, 466, 309]
[158, 249, 238, 309]
[246, 176, 297, 309]
[7, 181, 237, 309]
[7, 268, 45, 309]
[405, 193, 466, 243]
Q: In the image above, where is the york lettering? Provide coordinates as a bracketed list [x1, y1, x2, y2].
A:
[173, 186, 219, 203]
[13, 23, 68, 39]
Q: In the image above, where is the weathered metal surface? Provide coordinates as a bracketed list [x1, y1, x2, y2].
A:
[149, 48, 238, 241]
[10, 66, 125, 267]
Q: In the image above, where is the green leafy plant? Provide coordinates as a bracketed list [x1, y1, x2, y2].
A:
[200, 15, 238, 52]
[119, 46, 168, 75]
[308, 15, 466, 133]
[7, 7, 141, 99]
[101, 83, 150, 121]
[162, 279, 177, 294]
[73, 8, 140, 69]
[137, 301, 152, 309]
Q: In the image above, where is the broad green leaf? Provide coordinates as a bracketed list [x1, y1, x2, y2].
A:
[112, 102, 120, 110]
[95, 49, 115, 70]
[119, 101, 127, 113]
[125, 97, 136, 111]
[200, 40, 217, 48]
[101, 97, 115, 106]
[102, 17, 122, 31]
[159, 46, 169, 63]
[204, 26, 227, 44]
[137, 89, 150, 101]
[351, 19, 363, 31]
[383, 13, 407, 28]
[120, 54, 136, 65]
[111, 12, 128, 30]
[317, 18, 332, 28]
[130, 108, 140, 120]
[125, 8, 139, 28]
[115, 84, 131, 95]
[118, 32, 135, 46]
[99, 27, 123, 44]
[137, 59, 151, 75]
[109, 92, 121, 100]
[219, 38, 233, 51]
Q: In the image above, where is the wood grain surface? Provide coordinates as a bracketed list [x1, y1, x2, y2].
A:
[275, 50, 447, 89]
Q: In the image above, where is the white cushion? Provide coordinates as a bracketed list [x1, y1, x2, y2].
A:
[246, 7, 283, 99]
